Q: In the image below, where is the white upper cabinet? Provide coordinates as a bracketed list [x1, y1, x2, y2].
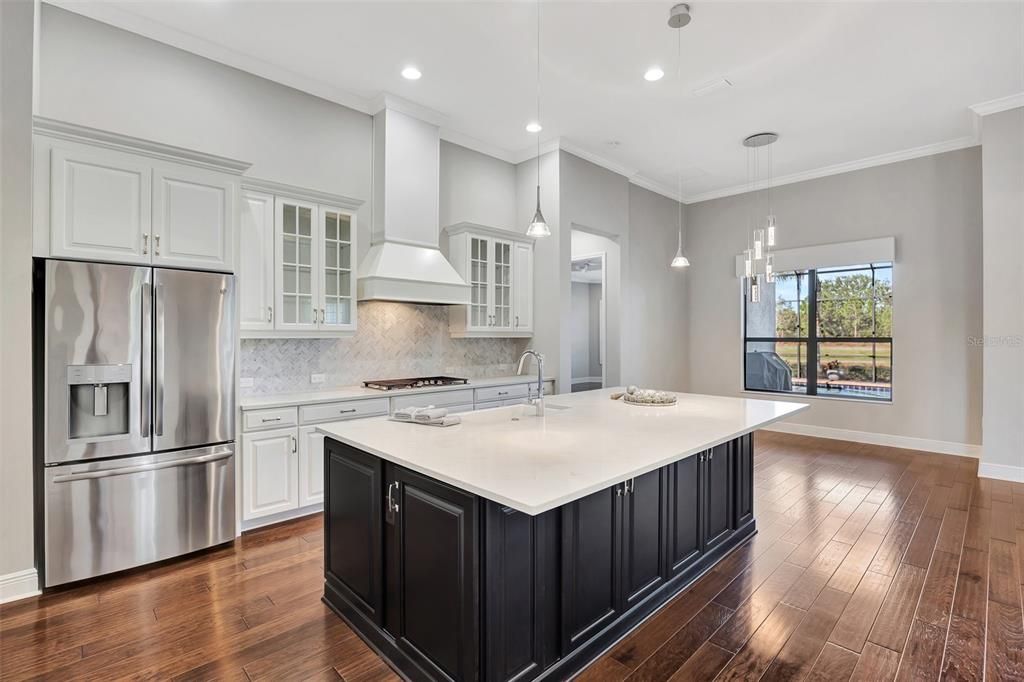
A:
[34, 120, 248, 272]
[275, 197, 319, 332]
[151, 165, 234, 270]
[445, 223, 534, 338]
[49, 145, 152, 264]
[239, 190, 275, 331]
[317, 206, 355, 331]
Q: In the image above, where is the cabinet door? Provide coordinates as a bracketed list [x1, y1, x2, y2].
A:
[560, 484, 622, 654]
[239, 191, 275, 331]
[702, 443, 734, 553]
[242, 428, 298, 520]
[621, 469, 667, 609]
[384, 464, 479, 682]
[152, 165, 234, 271]
[325, 439, 383, 625]
[667, 455, 702, 576]
[298, 425, 325, 507]
[733, 434, 754, 528]
[467, 235, 491, 330]
[492, 240, 513, 330]
[513, 241, 534, 332]
[275, 198, 319, 330]
[49, 145, 152, 264]
[317, 206, 356, 331]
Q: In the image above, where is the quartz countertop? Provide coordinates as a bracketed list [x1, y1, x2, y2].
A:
[240, 375, 555, 410]
[316, 388, 808, 515]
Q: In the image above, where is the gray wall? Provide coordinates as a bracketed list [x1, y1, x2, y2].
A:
[440, 141, 517, 229]
[686, 148, 983, 447]
[0, 0, 36, 582]
[980, 107, 1024, 476]
[570, 282, 594, 379]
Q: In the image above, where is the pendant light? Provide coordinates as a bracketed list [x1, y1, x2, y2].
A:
[525, 0, 550, 238]
[669, 4, 691, 268]
[741, 132, 779, 300]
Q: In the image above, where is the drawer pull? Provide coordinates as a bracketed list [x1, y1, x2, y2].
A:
[261, 417, 281, 423]
[497, 391, 508, 396]
[339, 408, 357, 414]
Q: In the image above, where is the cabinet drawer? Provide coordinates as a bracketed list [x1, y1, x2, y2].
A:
[447, 402, 476, 414]
[300, 398, 389, 424]
[243, 406, 298, 431]
[391, 389, 474, 412]
[475, 383, 530, 403]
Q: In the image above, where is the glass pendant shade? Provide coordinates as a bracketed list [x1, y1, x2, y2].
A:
[750, 275, 761, 303]
[764, 253, 775, 283]
[744, 249, 753, 278]
[766, 215, 777, 247]
[526, 186, 550, 238]
[670, 225, 689, 268]
[753, 229, 765, 260]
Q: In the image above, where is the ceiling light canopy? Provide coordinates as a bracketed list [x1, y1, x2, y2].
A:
[526, 121, 542, 133]
[400, 66, 422, 80]
[644, 67, 665, 82]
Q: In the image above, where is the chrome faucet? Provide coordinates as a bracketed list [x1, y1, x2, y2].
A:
[516, 350, 545, 416]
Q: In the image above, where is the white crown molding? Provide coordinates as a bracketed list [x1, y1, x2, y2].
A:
[369, 93, 447, 128]
[978, 461, 1024, 483]
[683, 134, 980, 204]
[629, 174, 684, 203]
[762, 422, 981, 460]
[241, 177, 364, 210]
[510, 138, 562, 165]
[969, 92, 1024, 117]
[33, 116, 252, 174]
[0, 569, 40, 604]
[439, 128, 518, 164]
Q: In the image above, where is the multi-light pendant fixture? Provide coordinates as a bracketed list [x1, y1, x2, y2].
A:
[741, 132, 780, 302]
[525, 0, 551, 238]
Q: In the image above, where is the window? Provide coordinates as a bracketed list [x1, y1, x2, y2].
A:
[744, 262, 892, 401]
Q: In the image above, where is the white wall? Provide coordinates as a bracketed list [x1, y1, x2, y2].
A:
[0, 0, 38, 598]
[38, 5, 374, 257]
[980, 107, 1024, 480]
[686, 148, 984, 451]
[625, 184, 689, 391]
[440, 141, 517, 229]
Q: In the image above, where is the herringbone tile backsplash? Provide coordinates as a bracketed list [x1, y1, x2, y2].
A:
[240, 301, 525, 395]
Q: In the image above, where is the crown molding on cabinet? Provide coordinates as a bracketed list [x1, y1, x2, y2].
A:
[444, 222, 534, 243]
[33, 116, 252, 174]
[240, 177, 364, 211]
[969, 92, 1024, 117]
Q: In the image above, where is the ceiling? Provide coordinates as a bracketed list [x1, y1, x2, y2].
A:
[52, 1, 1023, 202]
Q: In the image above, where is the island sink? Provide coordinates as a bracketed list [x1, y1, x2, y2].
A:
[318, 389, 807, 681]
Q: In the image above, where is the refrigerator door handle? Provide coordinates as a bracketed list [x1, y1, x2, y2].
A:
[141, 279, 152, 439]
[154, 282, 164, 438]
[51, 450, 232, 483]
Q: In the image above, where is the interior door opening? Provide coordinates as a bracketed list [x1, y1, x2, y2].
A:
[570, 253, 606, 392]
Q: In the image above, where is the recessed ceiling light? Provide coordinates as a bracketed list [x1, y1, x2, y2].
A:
[644, 67, 665, 82]
[401, 66, 422, 80]
[526, 122, 542, 133]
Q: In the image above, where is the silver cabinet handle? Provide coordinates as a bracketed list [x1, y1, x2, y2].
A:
[515, 315, 519, 328]
[319, 308, 325, 323]
[626, 478, 635, 495]
[386, 481, 400, 524]
[267, 306, 273, 323]
[709, 451, 715, 461]
[291, 435, 297, 453]
[261, 417, 281, 423]
[142, 233, 149, 255]
[154, 283, 164, 437]
[497, 391, 508, 396]
[339, 408, 356, 414]
[52, 450, 232, 483]
[616, 485, 623, 497]
[140, 280, 152, 438]
[154, 234, 161, 255]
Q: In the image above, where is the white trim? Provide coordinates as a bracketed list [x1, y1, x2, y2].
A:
[629, 174, 684, 203]
[685, 135, 979, 204]
[978, 461, 1024, 483]
[33, 116, 252, 174]
[571, 376, 603, 385]
[761, 421, 981, 459]
[444, 222, 532, 244]
[241, 177, 363, 211]
[969, 92, 1024, 117]
[440, 128, 518, 164]
[241, 504, 323, 533]
[0, 569, 40, 604]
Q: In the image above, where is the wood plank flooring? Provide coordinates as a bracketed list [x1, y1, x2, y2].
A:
[2, 432, 1022, 681]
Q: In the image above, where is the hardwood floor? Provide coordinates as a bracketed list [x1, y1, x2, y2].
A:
[2, 432, 1022, 681]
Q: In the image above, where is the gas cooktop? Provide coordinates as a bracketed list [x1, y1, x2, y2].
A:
[362, 376, 469, 391]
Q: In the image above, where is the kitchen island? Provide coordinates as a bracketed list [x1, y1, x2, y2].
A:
[318, 389, 807, 682]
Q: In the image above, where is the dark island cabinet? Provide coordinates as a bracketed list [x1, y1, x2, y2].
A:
[323, 434, 757, 682]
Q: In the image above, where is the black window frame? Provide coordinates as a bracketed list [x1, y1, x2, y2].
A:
[743, 263, 893, 402]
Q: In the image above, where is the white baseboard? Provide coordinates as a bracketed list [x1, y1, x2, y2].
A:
[0, 568, 40, 604]
[762, 422, 982, 459]
[978, 462, 1024, 483]
[240, 504, 323, 533]
[571, 376, 602, 385]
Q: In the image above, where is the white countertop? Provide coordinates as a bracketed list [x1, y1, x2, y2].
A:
[240, 375, 555, 410]
[317, 388, 808, 515]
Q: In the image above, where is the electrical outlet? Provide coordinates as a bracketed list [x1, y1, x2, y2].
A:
[239, 377, 254, 388]
[311, 373, 326, 384]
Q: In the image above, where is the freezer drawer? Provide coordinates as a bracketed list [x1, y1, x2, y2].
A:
[43, 444, 235, 586]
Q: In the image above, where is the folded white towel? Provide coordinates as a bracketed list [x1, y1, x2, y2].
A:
[413, 407, 448, 423]
[389, 413, 461, 427]
[392, 405, 435, 422]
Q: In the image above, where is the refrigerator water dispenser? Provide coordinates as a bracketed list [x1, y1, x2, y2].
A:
[67, 364, 131, 439]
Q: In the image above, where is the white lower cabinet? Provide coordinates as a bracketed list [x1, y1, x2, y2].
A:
[298, 425, 325, 507]
[242, 427, 298, 520]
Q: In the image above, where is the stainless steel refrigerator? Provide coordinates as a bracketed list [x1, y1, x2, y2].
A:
[37, 260, 236, 587]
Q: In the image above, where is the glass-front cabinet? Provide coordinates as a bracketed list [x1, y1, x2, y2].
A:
[239, 186, 359, 336]
[445, 223, 534, 338]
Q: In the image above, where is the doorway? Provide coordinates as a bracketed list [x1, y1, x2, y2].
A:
[570, 253, 605, 392]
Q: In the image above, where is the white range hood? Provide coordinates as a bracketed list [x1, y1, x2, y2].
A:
[357, 106, 470, 305]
